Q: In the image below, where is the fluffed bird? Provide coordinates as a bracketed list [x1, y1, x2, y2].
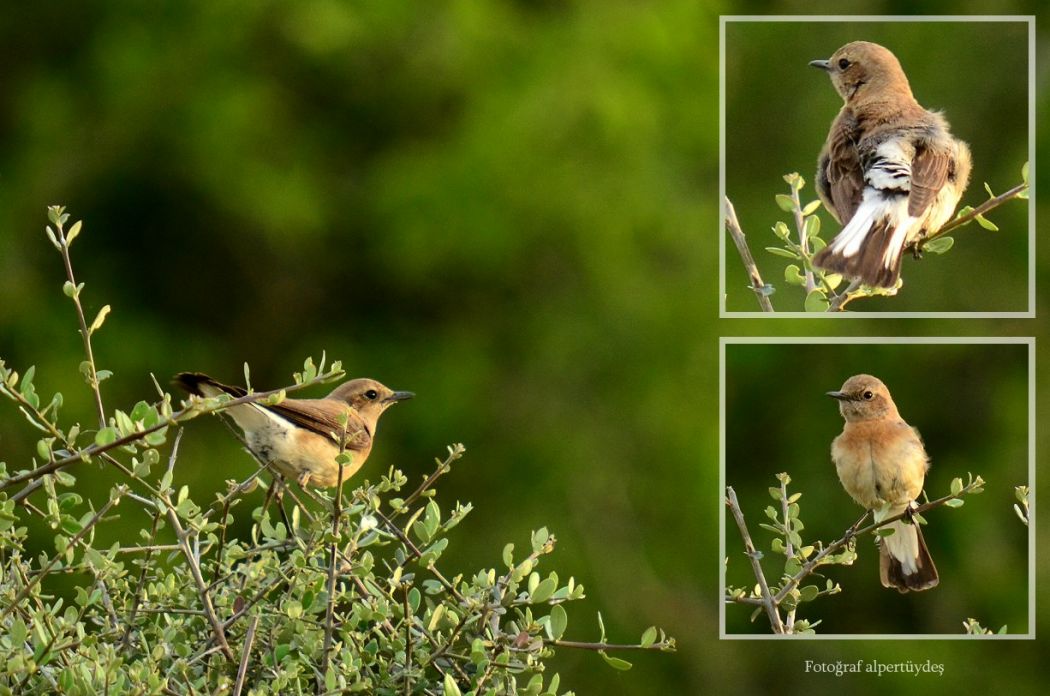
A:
[810, 41, 971, 288]
[174, 372, 413, 487]
[826, 374, 939, 592]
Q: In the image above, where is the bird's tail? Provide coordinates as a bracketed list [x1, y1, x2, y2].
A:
[813, 191, 915, 288]
[173, 372, 246, 399]
[879, 514, 939, 593]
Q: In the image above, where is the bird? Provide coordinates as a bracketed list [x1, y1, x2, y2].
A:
[809, 41, 971, 288]
[174, 372, 413, 487]
[826, 374, 939, 592]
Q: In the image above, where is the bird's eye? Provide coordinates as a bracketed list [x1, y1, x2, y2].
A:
[838, 58, 851, 70]
[862, 390, 874, 400]
[364, 389, 378, 400]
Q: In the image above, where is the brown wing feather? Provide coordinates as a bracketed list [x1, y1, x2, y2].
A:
[908, 146, 949, 217]
[821, 111, 864, 224]
[268, 398, 372, 450]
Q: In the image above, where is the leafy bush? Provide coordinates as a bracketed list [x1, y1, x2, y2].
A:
[0, 208, 673, 694]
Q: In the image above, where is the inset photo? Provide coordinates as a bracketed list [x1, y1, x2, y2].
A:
[720, 17, 1033, 316]
[720, 338, 1032, 637]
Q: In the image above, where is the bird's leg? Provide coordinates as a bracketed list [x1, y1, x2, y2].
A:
[297, 471, 312, 488]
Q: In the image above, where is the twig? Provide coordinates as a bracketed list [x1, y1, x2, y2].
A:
[921, 181, 1029, 245]
[120, 510, 164, 652]
[0, 488, 125, 625]
[724, 197, 774, 312]
[165, 501, 235, 661]
[828, 279, 862, 312]
[320, 428, 349, 688]
[232, 615, 260, 696]
[777, 478, 797, 632]
[788, 185, 817, 294]
[395, 444, 465, 517]
[724, 486, 783, 633]
[50, 212, 106, 428]
[0, 374, 333, 492]
[403, 585, 413, 696]
[551, 639, 674, 651]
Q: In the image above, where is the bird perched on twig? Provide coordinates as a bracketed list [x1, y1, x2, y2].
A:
[810, 41, 971, 288]
[826, 374, 939, 593]
[174, 372, 413, 487]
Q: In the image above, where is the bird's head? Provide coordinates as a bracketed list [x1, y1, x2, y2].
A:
[826, 373, 899, 422]
[329, 378, 414, 423]
[810, 41, 913, 104]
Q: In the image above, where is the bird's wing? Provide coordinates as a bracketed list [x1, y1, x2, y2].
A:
[268, 398, 372, 450]
[908, 146, 950, 217]
[821, 111, 865, 224]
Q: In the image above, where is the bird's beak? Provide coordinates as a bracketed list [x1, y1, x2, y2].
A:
[826, 390, 849, 401]
[809, 59, 831, 71]
[384, 390, 415, 404]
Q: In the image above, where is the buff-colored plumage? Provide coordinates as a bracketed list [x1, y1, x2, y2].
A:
[175, 372, 413, 487]
[811, 42, 971, 288]
[827, 374, 939, 593]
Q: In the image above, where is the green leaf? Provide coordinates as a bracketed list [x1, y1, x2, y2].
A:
[799, 585, 819, 602]
[640, 625, 658, 648]
[95, 427, 118, 447]
[975, 214, 999, 231]
[784, 264, 805, 286]
[130, 400, 153, 423]
[45, 226, 61, 251]
[772, 221, 790, 240]
[950, 477, 963, 495]
[1022, 161, 1029, 184]
[63, 281, 76, 298]
[802, 200, 822, 216]
[804, 290, 829, 313]
[984, 182, 995, 198]
[502, 543, 514, 568]
[66, 220, 82, 246]
[548, 604, 568, 640]
[923, 236, 954, 254]
[599, 651, 633, 671]
[443, 673, 463, 696]
[530, 577, 558, 604]
[531, 527, 550, 553]
[944, 498, 965, 508]
[765, 247, 798, 260]
[774, 194, 795, 212]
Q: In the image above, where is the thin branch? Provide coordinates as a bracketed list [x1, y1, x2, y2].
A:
[724, 486, 784, 633]
[165, 501, 234, 661]
[0, 487, 125, 625]
[551, 639, 674, 651]
[232, 615, 260, 696]
[319, 441, 348, 687]
[921, 181, 1029, 244]
[51, 214, 106, 428]
[724, 197, 774, 312]
[788, 185, 817, 294]
[777, 478, 796, 632]
[395, 444, 465, 517]
[0, 373, 334, 492]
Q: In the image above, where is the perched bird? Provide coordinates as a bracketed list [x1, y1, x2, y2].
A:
[174, 372, 413, 487]
[826, 374, 939, 592]
[810, 41, 971, 288]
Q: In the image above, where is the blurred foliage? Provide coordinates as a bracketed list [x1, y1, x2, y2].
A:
[0, 0, 1048, 694]
[724, 342, 1029, 635]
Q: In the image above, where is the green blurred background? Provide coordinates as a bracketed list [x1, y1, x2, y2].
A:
[0, 0, 1047, 693]
[724, 341, 1029, 635]
[724, 19, 1030, 312]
